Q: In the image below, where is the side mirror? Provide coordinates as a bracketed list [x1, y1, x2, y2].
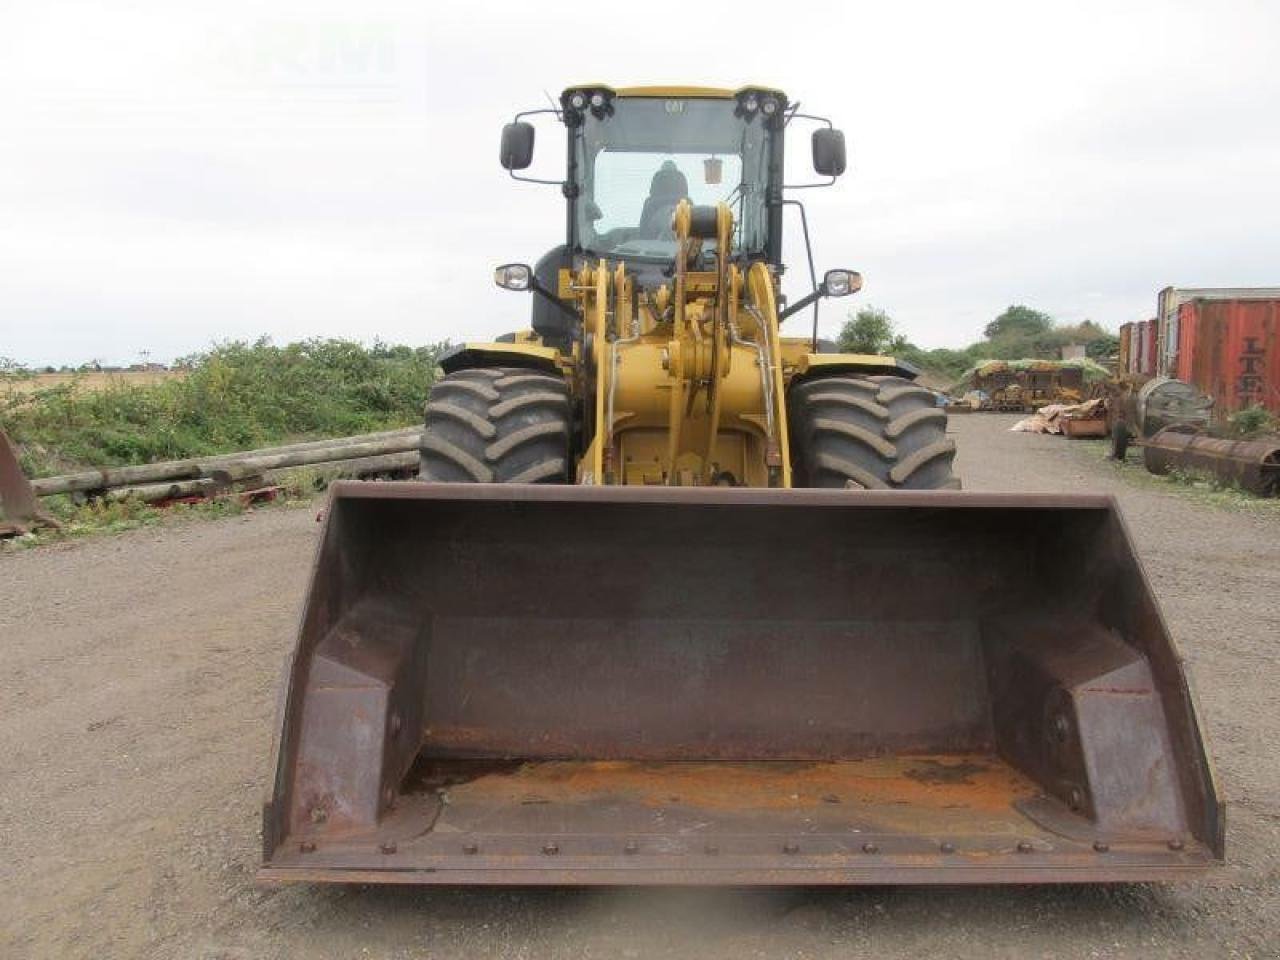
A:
[822, 268, 862, 297]
[499, 122, 535, 171]
[494, 263, 532, 291]
[812, 128, 847, 177]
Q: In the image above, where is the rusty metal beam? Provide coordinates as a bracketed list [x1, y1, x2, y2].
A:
[1143, 427, 1280, 497]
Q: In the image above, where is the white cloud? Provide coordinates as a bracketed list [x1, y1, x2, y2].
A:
[1, 0, 1277, 364]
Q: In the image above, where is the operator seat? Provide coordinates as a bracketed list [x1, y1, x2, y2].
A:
[637, 161, 688, 239]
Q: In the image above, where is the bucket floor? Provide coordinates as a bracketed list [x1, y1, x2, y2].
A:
[403, 755, 1043, 839]
[263, 755, 1214, 882]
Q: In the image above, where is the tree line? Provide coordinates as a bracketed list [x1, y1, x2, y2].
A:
[836, 305, 1120, 381]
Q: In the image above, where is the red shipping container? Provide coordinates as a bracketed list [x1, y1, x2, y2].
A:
[1119, 320, 1158, 376]
[1141, 319, 1158, 377]
[1176, 298, 1280, 417]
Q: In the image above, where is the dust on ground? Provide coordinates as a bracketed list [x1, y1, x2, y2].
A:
[2, 414, 1277, 959]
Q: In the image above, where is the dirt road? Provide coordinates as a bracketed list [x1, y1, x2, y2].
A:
[3, 414, 1277, 959]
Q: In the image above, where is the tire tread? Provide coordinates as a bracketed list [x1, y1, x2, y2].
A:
[789, 374, 958, 490]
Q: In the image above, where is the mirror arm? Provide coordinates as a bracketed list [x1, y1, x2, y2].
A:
[508, 169, 565, 187]
[778, 284, 828, 323]
[780, 198, 822, 348]
[505, 108, 564, 185]
[787, 112, 841, 188]
[786, 111, 833, 130]
[514, 107, 559, 123]
[530, 277, 581, 325]
[782, 176, 838, 191]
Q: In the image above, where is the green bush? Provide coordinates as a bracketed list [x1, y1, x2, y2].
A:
[2, 338, 447, 477]
[1228, 405, 1275, 438]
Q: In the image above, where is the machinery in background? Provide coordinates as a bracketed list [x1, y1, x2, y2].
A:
[966, 360, 1090, 412]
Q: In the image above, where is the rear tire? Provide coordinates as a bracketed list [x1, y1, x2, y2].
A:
[418, 367, 571, 484]
[788, 374, 959, 489]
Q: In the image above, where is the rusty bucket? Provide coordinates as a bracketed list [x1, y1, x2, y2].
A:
[0, 427, 59, 537]
[260, 482, 1222, 885]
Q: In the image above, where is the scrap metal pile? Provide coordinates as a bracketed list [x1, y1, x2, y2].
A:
[1010, 398, 1107, 436]
[999, 376, 1279, 497]
[957, 359, 1109, 412]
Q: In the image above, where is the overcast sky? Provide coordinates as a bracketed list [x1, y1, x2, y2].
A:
[2, 1, 1278, 367]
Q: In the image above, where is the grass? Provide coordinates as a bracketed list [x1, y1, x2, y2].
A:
[2, 338, 446, 547]
[2, 338, 446, 478]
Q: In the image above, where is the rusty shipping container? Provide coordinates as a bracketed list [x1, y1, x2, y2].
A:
[1119, 321, 1157, 377]
[1139, 320, 1158, 377]
[1174, 297, 1280, 417]
[1157, 287, 1280, 388]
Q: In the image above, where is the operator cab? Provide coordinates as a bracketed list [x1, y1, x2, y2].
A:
[499, 85, 848, 345]
[564, 88, 778, 265]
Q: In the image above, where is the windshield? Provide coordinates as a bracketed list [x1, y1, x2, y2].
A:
[573, 97, 771, 261]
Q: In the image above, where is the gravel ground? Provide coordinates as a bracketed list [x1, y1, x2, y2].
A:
[2, 413, 1277, 960]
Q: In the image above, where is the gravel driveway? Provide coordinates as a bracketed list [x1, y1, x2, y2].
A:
[2, 414, 1277, 959]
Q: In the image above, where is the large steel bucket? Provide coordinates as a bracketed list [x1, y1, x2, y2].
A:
[259, 482, 1222, 885]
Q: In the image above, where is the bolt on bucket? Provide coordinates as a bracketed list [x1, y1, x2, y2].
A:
[259, 482, 1222, 885]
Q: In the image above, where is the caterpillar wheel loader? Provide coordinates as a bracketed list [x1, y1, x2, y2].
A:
[260, 85, 1222, 885]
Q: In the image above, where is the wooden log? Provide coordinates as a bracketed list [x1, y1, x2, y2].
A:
[208, 463, 268, 493]
[105, 449, 422, 507]
[112, 452, 419, 505]
[33, 460, 203, 497]
[30, 428, 423, 497]
[213, 437, 423, 475]
[263, 451, 418, 485]
[203, 426, 421, 465]
[103, 478, 219, 503]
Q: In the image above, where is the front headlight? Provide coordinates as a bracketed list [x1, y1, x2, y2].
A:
[823, 269, 863, 298]
[494, 263, 532, 292]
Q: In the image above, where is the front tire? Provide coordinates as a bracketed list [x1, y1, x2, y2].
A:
[418, 368, 571, 484]
[788, 374, 959, 489]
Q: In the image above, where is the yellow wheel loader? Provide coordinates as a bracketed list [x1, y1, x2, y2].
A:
[260, 85, 1222, 885]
